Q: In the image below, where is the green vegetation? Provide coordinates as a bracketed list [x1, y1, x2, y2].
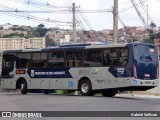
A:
[1, 24, 50, 38]
[144, 37, 153, 43]
[2, 33, 25, 38]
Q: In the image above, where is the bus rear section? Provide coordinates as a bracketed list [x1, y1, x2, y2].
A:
[130, 43, 159, 90]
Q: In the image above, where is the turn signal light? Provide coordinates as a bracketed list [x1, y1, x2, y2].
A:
[16, 70, 26, 74]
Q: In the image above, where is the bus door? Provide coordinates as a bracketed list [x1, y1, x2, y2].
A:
[1, 54, 16, 89]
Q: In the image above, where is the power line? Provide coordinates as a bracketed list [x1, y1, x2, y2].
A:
[119, 0, 147, 13]
[77, 8, 103, 41]
[0, 4, 71, 24]
[8, 0, 111, 13]
[75, 16, 95, 42]
[138, 0, 153, 23]
[0, 9, 111, 14]
[130, 0, 147, 28]
[0, 10, 72, 14]
[8, 0, 70, 9]
[119, 1, 131, 6]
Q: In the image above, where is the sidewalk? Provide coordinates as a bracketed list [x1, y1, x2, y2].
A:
[116, 93, 160, 98]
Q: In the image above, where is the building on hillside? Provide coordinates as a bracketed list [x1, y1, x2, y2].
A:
[0, 38, 25, 50]
[0, 29, 28, 37]
[29, 38, 46, 48]
[0, 37, 46, 50]
[118, 26, 150, 42]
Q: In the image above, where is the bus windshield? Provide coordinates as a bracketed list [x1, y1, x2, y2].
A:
[133, 44, 158, 62]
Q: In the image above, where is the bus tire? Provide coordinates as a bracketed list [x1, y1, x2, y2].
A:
[101, 90, 116, 97]
[79, 80, 93, 96]
[21, 80, 27, 94]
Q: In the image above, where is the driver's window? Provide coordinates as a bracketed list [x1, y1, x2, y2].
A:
[4, 60, 14, 69]
[2, 54, 15, 71]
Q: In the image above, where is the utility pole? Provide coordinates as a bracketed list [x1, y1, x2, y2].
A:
[113, 0, 118, 44]
[72, 3, 77, 42]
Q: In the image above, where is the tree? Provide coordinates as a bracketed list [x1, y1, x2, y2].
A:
[2, 34, 9, 38]
[148, 22, 157, 43]
[38, 24, 45, 28]
[19, 33, 24, 37]
[45, 36, 55, 47]
[157, 32, 160, 38]
[36, 28, 48, 37]
[150, 22, 156, 30]
[36, 24, 48, 37]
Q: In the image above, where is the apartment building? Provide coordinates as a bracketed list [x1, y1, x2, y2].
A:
[0, 37, 46, 50]
[29, 38, 46, 48]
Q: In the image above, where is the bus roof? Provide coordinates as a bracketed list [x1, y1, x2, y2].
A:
[2, 42, 156, 53]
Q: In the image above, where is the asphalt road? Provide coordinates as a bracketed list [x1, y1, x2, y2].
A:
[0, 92, 160, 120]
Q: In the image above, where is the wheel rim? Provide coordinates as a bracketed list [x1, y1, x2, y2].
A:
[81, 83, 89, 93]
[21, 83, 24, 90]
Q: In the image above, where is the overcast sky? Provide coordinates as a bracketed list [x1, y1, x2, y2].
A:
[0, 0, 160, 30]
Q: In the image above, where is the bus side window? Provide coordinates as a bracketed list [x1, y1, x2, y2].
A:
[103, 50, 110, 66]
[48, 52, 64, 67]
[41, 53, 48, 68]
[84, 50, 102, 67]
[75, 52, 83, 67]
[119, 49, 128, 66]
[106, 53, 111, 65]
[16, 53, 31, 68]
[66, 52, 75, 67]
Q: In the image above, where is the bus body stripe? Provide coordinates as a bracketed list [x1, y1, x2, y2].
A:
[27, 68, 73, 78]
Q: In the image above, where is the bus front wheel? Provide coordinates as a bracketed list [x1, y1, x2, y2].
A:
[79, 80, 93, 96]
[21, 80, 27, 94]
[101, 90, 116, 97]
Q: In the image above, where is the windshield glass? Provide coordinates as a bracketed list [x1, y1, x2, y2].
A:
[133, 44, 158, 62]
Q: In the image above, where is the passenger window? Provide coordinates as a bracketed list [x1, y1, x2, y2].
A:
[103, 48, 128, 66]
[103, 50, 111, 66]
[48, 52, 64, 67]
[16, 53, 31, 68]
[31, 52, 47, 68]
[41, 53, 48, 68]
[75, 52, 83, 67]
[66, 52, 75, 67]
[119, 49, 128, 66]
[84, 49, 102, 67]
[110, 49, 119, 66]
[66, 51, 83, 67]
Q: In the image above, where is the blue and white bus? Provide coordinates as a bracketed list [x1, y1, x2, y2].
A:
[0, 42, 159, 97]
